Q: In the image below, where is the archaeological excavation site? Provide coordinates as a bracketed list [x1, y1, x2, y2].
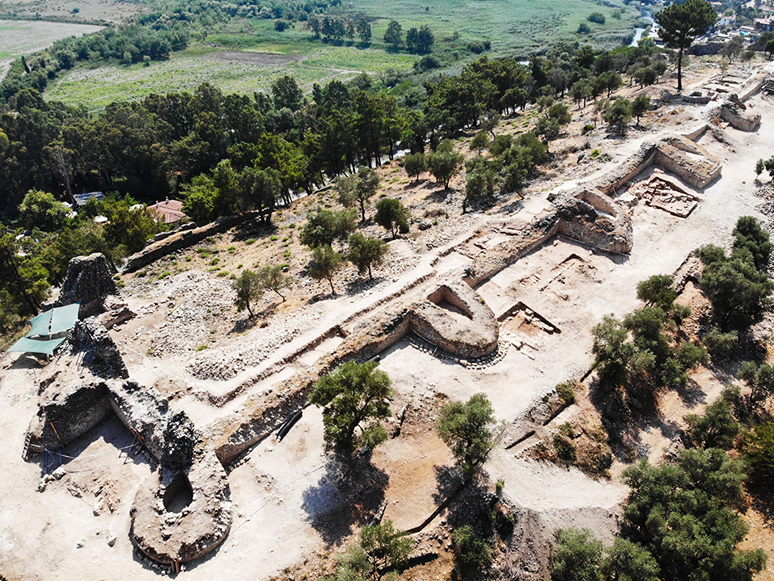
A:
[3, 60, 774, 581]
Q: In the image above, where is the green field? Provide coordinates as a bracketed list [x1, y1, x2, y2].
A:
[45, 42, 420, 111]
[346, 0, 641, 55]
[44, 0, 643, 111]
[0, 19, 103, 63]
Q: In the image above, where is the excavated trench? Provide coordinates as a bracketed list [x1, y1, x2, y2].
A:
[22, 95, 765, 569]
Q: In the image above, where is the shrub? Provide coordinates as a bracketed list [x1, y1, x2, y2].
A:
[702, 326, 738, 361]
[551, 528, 604, 581]
[453, 525, 493, 569]
[741, 422, 774, 484]
[556, 382, 576, 406]
[685, 395, 739, 450]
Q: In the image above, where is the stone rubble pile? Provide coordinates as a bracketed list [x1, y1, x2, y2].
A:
[143, 272, 235, 357]
[187, 326, 299, 380]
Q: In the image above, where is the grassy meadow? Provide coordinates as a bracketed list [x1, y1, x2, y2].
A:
[0, 19, 103, 63]
[346, 0, 642, 55]
[44, 0, 644, 111]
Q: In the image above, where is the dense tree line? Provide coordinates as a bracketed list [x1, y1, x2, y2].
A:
[0, 37, 678, 335]
[0, 35, 672, 217]
[0, 191, 167, 331]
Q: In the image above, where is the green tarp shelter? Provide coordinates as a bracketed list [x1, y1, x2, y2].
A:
[8, 303, 80, 355]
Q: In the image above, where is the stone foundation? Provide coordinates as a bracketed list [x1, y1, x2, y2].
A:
[131, 449, 232, 569]
[412, 280, 499, 359]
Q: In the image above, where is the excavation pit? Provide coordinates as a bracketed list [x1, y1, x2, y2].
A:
[498, 302, 560, 339]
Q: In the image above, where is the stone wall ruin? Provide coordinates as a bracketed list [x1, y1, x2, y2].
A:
[22, 69, 770, 571]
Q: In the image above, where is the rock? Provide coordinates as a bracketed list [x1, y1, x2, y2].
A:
[52, 466, 66, 480]
[53, 253, 119, 319]
[162, 410, 197, 470]
[418, 219, 433, 231]
[93, 498, 104, 516]
[107, 535, 117, 547]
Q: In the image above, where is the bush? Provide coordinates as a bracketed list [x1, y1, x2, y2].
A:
[701, 255, 773, 331]
[741, 422, 774, 484]
[685, 395, 739, 450]
[702, 326, 738, 361]
[556, 382, 576, 406]
[551, 528, 604, 581]
[374, 198, 410, 238]
[587, 12, 606, 24]
[637, 274, 676, 310]
[468, 41, 488, 54]
[416, 54, 442, 71]
[453, 525, 493, 569]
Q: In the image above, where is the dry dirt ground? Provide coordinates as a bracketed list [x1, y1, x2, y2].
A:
[2, 58, 774, 580]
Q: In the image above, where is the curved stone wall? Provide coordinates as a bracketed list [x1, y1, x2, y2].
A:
[131, 448, 232, 570]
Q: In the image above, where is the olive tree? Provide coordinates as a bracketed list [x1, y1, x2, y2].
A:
[437, 393, 496, 477]
[310, 360, 394, 454]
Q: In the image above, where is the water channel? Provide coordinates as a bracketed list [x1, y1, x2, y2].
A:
[631, 11, 656, 47]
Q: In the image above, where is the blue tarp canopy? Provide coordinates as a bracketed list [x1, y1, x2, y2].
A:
[8, 303, 80, 355]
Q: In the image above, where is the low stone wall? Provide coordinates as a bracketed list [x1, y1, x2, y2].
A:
[462, 220, 560, 287]
[592, 143, 658, 195]
[574, 189, 618, 217]
[123, 213, 258, 274]
[653, 143, 722, 189]
[718, 102, 761, 131]
[737, 72, 768, 102]
[208, 310, 414, 465]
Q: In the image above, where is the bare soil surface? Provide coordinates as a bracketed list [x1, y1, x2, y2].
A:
[3, 58, 774, 580]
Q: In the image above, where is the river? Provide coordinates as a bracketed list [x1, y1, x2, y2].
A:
[630, 11, 656, 47]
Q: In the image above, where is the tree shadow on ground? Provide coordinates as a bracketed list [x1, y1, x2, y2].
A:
[403, 178, 430, 191]
[747, 484, 774, 530]
[345, 275, 386, 296]
[422, 185, 453, 204]
[228, 304, 276, 334]
[301, 451, 389, 547]
[432, 464, 465, 508]
[674, 377, 707, 406]
[588, 377, 671, 463]
[230, 219, 277, 242]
